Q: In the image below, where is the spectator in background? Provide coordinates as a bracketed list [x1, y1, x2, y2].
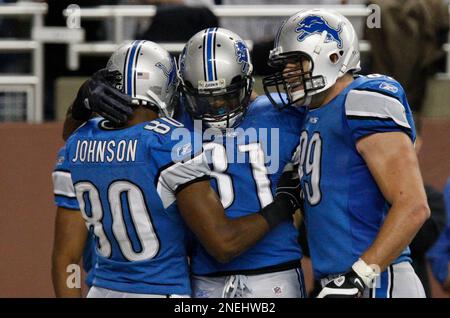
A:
[427, 179, 450, 293]
[221, 0, 363, 44]
[409, 119, 447, 297]
[237, 0, 364, 76]
[136, 0, 218, 54]
[118, 1, 215, 45]
[364, 0, 449, 113]
[43, 0, 118, 120]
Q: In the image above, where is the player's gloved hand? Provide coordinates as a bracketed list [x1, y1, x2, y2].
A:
[275, 163, 302, 211]
[71, 68, 133, 126]
[317, 259, 379, 298]
[260, 164, 301, 229]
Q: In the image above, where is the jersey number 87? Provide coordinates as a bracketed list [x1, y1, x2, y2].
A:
[204, 142, 274, 210]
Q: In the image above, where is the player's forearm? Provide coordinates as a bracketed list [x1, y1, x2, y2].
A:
[63, 105, 87, 141]
[211, 214, 270, 263]
[360, 199, 430, 272]
[207, 196, 296, 262]
[62, 79, 93, 141]
[51, 258, 82, 298]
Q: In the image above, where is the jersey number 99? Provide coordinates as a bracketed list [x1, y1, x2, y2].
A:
[298, 131, 322, 206]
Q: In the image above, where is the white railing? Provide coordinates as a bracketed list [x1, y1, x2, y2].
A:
[64, 4, 373, 70]
[0, 2, 46, 123]
[63, 4, 450, 76]
[1, 3, 449, 122]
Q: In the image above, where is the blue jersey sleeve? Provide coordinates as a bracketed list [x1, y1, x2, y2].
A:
[344, 75, 416, 142]
[52, 146, 79, 210]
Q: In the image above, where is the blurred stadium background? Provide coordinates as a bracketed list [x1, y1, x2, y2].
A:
[0, 0, 449, 297]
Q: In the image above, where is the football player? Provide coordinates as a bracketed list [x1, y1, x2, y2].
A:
[177, 28, 307, 298]
[263, 9, 430, 298]
[51, 40, 298, 297]
[60, 30, 307, 298]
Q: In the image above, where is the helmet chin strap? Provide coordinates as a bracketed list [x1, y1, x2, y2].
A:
[338, 44, 354, 77]
[205, 112, 243, 130]
[145, 89, 170, 117]
[290, 90, 312, 107]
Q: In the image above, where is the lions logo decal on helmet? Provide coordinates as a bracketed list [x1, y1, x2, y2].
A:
[235, 40, 250, 73]
[155, 59, 177, 93]
[296, 15, 343, 49]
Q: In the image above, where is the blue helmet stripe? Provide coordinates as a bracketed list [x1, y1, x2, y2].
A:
[126, 40, 142, 96]
[133, 40, 146, 97]
[206, 28, 215, 81]
[125, 40, 136, 95]
[212, 27, 218, 81]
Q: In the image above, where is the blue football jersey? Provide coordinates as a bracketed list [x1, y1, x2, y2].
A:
[177, 95, 306, 275]
[297, 74, 415, 278]
[52, 117, 209, 295]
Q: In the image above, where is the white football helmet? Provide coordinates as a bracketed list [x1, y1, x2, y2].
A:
[263, 9, 360, 108]
[106, 40, 178, 117]
[178, 27, 254, 129]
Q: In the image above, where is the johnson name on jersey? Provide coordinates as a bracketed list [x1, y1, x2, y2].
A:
[52, 117, 209, 295]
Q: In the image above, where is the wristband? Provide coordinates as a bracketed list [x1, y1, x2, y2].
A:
[352, 258, 380, 287]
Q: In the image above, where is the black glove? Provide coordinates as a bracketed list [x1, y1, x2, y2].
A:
[71, 68, 133, 126]
[260, 164, 302, 229]
[317, 269, 366, 298]
[275, 164, 302, 211]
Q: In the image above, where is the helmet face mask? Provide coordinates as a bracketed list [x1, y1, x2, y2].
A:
[263, 9, 360, 109]
[182, 74, 252, 129]
[263, 52, 327, 109]
[179, 28, 254, 130]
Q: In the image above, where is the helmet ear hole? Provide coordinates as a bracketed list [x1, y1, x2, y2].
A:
[230, 75, 242, 85]
[329, 53, 339, 64]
